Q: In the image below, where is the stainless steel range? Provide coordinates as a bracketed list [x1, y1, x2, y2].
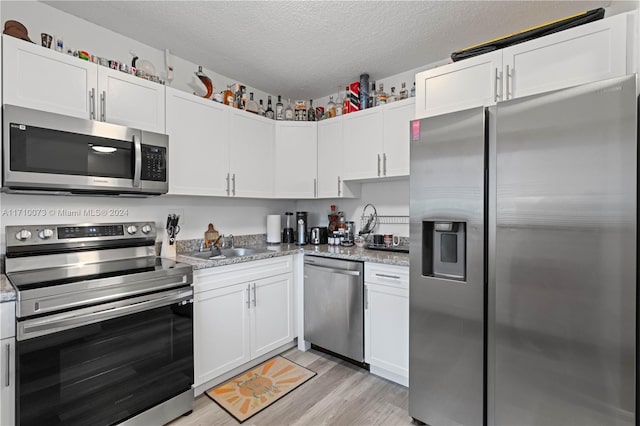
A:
[5, 221, 194, 426]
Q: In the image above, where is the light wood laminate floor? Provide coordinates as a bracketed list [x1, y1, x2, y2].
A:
[169, 347, 413, 426]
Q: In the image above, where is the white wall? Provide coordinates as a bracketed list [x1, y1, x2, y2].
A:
[0, 193, 295, 252]
[0, 1, 276, 103]
[295, 179, 410, 237]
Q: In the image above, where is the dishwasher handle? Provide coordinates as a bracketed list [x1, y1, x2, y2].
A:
[304, 263, 361, 276]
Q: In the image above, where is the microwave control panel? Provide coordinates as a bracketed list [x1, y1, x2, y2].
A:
[141, 145, 167, 181]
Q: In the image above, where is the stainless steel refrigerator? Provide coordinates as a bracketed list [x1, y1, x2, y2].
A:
[409, 74, 637, 426]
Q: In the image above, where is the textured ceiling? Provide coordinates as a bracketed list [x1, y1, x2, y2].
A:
[42, 0, 623, 99]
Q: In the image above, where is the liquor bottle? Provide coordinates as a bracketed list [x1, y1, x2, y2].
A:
[275, 95, 284, 120]
[258, 99, 265, 116]
[369, 81, 377, 108]
[284, 98, 294, 120]
[343, 86, 350, 114]
[410, 82, 416, 98]
[265, 96, 275, 119]
[195, 66, 213, 99]
[327, 96, 336, 118]
[376, 83, 387, 105]
[245, 92, 259, 114]
[387, 87, 398, 103]
[223, 84, 235, 106]
[307, 99, 316, 121]
[335, 88, 343, 116]
[399, 82, 408, 100]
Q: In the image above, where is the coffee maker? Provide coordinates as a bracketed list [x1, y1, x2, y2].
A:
[283, 212, 295, 243]
[296, 211, 308, 245]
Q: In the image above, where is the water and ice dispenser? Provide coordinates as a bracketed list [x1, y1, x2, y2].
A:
[422, 221, 466, 281]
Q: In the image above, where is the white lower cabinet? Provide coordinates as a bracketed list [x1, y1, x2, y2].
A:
[194, 257, 294, 387]
[364, 263, 409, 387]
[0, 302, 15, 426]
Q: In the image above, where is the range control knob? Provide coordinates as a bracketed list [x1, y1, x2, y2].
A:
[38, 228, 54, 240]
[15, 229, 32, 241]
[141, 224, 152, 234]
[126, 225, 138, 235]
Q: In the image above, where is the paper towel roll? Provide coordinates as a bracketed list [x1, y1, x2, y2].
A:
[267, 214, 281, 243]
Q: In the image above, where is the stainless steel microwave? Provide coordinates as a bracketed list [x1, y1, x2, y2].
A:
[3, 105, 168, 196]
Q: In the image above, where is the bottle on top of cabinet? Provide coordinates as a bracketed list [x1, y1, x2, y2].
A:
[327, 96, 336, 118]
[410, 82, 416, 98]
[369, 81, 377, 108]
[245, 92, 259, 114]
[335, 89, 344, 116]
[224, 84, 235, 106]
[343, 86, 350, 114]
[258, 99, 265, 116]
[387, 86, 398, 103]
[276, 95, 284, 120]
[376, 83, 387, 105]
[399, 82, 408, 100]
[294, 100, 307, 121]
[307, 99, 316, 121]
[265, 96, 275, 119]
[284, 98, 294, 120]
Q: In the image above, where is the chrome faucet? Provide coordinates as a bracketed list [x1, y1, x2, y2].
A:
[221, 234, 234, 248]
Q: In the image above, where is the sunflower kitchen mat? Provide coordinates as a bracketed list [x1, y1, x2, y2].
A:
[205, 355, 316, 423]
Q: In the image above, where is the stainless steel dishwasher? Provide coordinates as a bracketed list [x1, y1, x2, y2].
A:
[304, 256, 364, 362]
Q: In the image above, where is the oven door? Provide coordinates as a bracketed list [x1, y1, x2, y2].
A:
[16, 286, 193, 426]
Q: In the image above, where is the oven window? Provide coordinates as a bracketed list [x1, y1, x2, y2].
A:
[17, 302, 193, 426]
[10, 124, 133, 179]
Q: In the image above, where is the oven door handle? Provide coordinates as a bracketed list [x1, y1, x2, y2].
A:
[18, 287, 193, 341]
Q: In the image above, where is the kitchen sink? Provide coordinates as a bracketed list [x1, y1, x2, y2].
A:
[182, 247, 268, 260]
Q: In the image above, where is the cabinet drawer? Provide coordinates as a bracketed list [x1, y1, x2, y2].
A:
[365, 263, 409, 289]
[194, 256, 293, 293]
[0, 302, 15, 339]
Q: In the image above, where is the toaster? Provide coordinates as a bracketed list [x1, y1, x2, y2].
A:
[310, 227, 328, 245]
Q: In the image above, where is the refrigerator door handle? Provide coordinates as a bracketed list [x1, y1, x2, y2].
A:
[493, 68, 500, 102]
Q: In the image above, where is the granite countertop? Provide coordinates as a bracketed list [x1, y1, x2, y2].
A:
[1, 275, 16, 303]
[176, 243, 409, 270]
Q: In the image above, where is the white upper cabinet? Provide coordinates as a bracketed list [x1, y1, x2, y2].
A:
[415, 51, 502, 119]
[382, 98, 414, 177]
[502, 12, 630, 100]
[229, 111, 275, 198]
[317, 117, 344, 198]
[274, 121, 318, 198]
[415, 11, 633, 118]
[3, 35, 165, 133]
[165, 88, 230, 196]
[97, 67, 165, 133]
[342, 108, 384, 180]
[3, 35, 97, 120]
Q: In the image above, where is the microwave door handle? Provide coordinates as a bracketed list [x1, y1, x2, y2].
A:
[133, 134, 142, 188]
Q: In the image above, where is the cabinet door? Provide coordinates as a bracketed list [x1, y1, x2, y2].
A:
[251, 273, 293, 358]
[342, 108, 384, 180]
[166, 88, 230, 196]
[229, 112, 275, 198]
[415, 51, 502, 119]
[382, 98, 414, 177]
[0, 338, 15, 426]
[317, 117, 344, 197]
[503, 12, 630, 100]
[274, 122, 317, 198]
[97, 67, 165, 133]
[3, 35, 97, 120]
[366, 283, 409, 386]
[194, 283, 251, 386]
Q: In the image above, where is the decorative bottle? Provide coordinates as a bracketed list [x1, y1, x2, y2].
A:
[276, 95, 284, 120]
[195, 66, 213, 99]
[399, 82, 408, 100]
[284, 98, 294, 120]
[307, 99, 316, 121]
[265, 96, 275, 119]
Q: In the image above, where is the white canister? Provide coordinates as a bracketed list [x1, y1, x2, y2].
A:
[266, 215, 281, 243]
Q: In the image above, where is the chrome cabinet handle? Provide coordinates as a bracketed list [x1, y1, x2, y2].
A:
[505, 65, 510, 100]
[4, 343, 9, 387]
[226, 173, 230, 196]
[377, 154, 381, 177]
[246, 284, 251, 309]
[493, 68, 499, 102]
[383, 153, 387, 176]
[313, 178, 317, 198]
[252, 283, 257, 307]
[375, 273, 401, 280]
[100, 91, 106, 121]
[338, 176, 342, 197]
[232, 173, 236, 196]
[89, 88, 96, 120]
